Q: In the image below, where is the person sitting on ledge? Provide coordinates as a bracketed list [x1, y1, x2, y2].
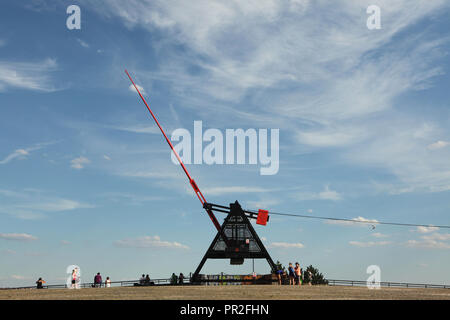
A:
[36, 277, 46, 289]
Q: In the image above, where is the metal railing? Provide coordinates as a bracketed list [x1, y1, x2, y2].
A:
[1, 277, 448, 290]
[0, 278, 189, 290]
[326, 279, 449, 289]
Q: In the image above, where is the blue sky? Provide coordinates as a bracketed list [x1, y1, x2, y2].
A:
[1, 0, 450, 287]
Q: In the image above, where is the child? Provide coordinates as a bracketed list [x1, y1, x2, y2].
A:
[105, 277, 111, 288]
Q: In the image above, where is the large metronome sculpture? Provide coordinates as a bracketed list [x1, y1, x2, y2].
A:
[193, 201, 276, 280]
[125, 70, 276, 280]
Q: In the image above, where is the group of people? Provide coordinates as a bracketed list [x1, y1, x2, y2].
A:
[138, 274, 154, 286]
[93, 272, 111, 288]
[276, 262, 313, 286]
[35, 266, 311, 288]
[171, 273, 185, 285]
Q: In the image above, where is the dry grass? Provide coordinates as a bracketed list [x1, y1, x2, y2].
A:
[1, 285, 449, 300]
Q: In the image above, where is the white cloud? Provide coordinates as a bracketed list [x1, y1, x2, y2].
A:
[0, 233, 38, 241]
[0, 141, 59, 165]
[114, 235, 189, 249]
[107, 124, 159, 134]
[103, 155, 111, 161]
[17, 199, 93, 212]
[416, 226, 440, 234]
[297, 126, 366, 147]
[0, 188, 93, 220]
[406, 232, 450, 249]
[70, 156, 90, 169]
[129, 83, 146, 95]
[11, 275, 29, 280]
[422, 233, 450, 241]
[121, 170, 179, 179]
[0, 149, 29, 165]
[270, 242, 304, 249]
[0, 58, 59, 92]
[372, 232, 389, 238]
[406, 239, 450, 250]
[206, 186, 270, 196]
[295, 185, 341, 201]
[326, 216, 379, 227]
[427, 140, 450, 150]
[349, 241, 391, 247]
[1, 249, 16, 255]
[82, 0, 450, 194]
[246, 198, 280, 210]
[76, 38, 90, 48]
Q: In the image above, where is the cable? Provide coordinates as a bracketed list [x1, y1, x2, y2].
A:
[246, 209, 450, 229]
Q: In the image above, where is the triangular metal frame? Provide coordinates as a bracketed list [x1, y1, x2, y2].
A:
[192, 201, 276, 281]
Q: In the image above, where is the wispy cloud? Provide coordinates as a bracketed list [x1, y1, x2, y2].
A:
[128, 83, 146, 95]
[0, 233, 38, 241]
[84, 0, 450, 195]
[326, 216, 379, 227]
[0, 58, 60, 92]
[0, 149, 29, 165]
[16, 199, 93, 212]
[415, 226, 440, 234]
[349, 241, 391, 248]
[294, 185, 341, 201]
[76, 38, 90, 48]
[205, 186, 271, 196]
[1, 249, 17, 255]
[0, 141, 57, 165]
[406, 232, 450, 250]
[0, 188, 93, 220]
[70, 156, 90, 169]
[270, 242, 304, 249]
[100, 192, 166, 205]
[11, 275, 30, 280]
[372, 232, 389, 238]
[427, 140, 450, 150]
[406, 239, 450, 250]
[114, 235, 189, 249]
[106, 124, 159, 134]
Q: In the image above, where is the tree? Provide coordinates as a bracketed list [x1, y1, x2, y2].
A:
[273, 260, 286, 273]
[304, 265, 328, 285]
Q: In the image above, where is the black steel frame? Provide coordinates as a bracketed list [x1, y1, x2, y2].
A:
[192, 201, 277, 282]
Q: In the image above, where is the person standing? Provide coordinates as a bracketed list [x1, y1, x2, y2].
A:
[295, 262, 302, 286]
[179, 273, 185, 285]
[71, 269, 77, 289]
[288, 263, 295, 286]
[276, 269, 283, 285]
[171, 273, 178, 285]
[308, 270, 313, 286]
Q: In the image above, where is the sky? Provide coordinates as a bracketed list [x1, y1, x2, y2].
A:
[1, 0, 450, 287]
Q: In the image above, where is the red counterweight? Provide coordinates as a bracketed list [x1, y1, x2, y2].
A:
[256, 209, 269, 226]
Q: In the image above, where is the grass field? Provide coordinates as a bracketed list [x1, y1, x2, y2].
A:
[1, 285, 449, 300]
